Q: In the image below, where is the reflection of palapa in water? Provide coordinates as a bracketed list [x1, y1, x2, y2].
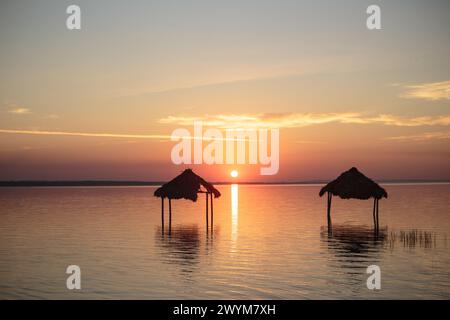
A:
[320, 224, 387, 287]
[322, 225, 439, 257]
[156, 225, 201, 266]
[155, 224, 217, 277]
[321, 224, 387, 257]
[321, 224, 441, 289]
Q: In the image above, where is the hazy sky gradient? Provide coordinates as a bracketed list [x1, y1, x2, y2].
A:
[1, 0, 449, 181]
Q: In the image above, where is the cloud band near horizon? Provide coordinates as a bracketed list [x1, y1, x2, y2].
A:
[1, 112, 449, 141]
[159, 112, 450, 129]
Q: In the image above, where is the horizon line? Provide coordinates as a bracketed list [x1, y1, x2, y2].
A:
[1, 179, 449, 187]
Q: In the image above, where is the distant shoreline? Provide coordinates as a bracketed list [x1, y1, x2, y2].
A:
[0, 180, 449, 187]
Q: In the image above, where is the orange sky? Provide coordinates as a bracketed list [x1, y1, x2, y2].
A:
[0, 0, 449, 181]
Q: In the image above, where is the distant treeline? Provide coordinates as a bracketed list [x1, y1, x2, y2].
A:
[0, 181, 319, 187]
[0, 181, 163, 187]
[0, 180, 448, 187]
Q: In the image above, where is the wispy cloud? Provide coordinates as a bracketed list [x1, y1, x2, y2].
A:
[399, 80, 450, 101]
[368, 114, 450, 127]
[0, 129, 170, 139]
[160, 113, 362, 128]
[8, 107, 31, 114]
[386, 131, 450, 142]
[0, 129, 247, 142]
[2, 112, 449, 142]
[159, 113, 450, 129]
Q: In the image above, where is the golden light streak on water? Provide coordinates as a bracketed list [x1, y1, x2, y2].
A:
[231, 184, 239, 248]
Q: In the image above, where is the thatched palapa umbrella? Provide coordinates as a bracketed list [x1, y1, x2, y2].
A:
[319, 167, 387, 229]
[154, 169, 221, 233]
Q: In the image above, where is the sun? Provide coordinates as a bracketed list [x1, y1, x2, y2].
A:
[230, 170, 238, 178]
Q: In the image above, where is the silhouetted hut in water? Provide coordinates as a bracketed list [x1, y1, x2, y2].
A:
[319, 167, 388, 230]
[154, 169, 221, 233]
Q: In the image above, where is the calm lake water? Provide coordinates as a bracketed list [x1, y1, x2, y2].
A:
[0, 184, 449, 299]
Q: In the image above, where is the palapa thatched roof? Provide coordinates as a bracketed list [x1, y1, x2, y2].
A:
[319, 167, 387, 200]
[154, 169, 221, 201]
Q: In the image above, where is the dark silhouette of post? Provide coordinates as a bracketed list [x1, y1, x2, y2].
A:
[376, 199, 379, 229]
[372, 198, 380, 232]
[210, 192, 214, 232]
[327, 192, 332, 224]
[161, 197, 164, 234]
[205, 193, 209, 230]
[169, 198, 172, 235]
[373, 198, 377, 230]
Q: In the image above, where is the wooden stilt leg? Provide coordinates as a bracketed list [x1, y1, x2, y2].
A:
[161, 197, 164, 234]
[206, 193, 209, 230]
[168, 198, 172, 235]
[326, 192, 332, 233]
[373, 198, 377, 230]
[210, 193, 214, 232]
[327, 192, 330, 219]
[329, 193, 332, 217]
[377, 199, 380, 230]
[327, 193, 332, 221]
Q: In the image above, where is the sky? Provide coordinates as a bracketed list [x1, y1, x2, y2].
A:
[0, 0, 449, 182]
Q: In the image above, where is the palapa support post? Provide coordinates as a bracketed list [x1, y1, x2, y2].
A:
[377, 199, 380, 230]
[168, 198, 172, 235]
[210, 192, 214, 232]
[161, 197, 164, 234]
[205, 193, 209, 230]
[327, 192, 332, 233]
[373, 198, 377, 230]
[327, 192, 332, 223]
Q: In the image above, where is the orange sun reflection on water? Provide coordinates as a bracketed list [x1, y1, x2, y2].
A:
[231, 184, 238, 247]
